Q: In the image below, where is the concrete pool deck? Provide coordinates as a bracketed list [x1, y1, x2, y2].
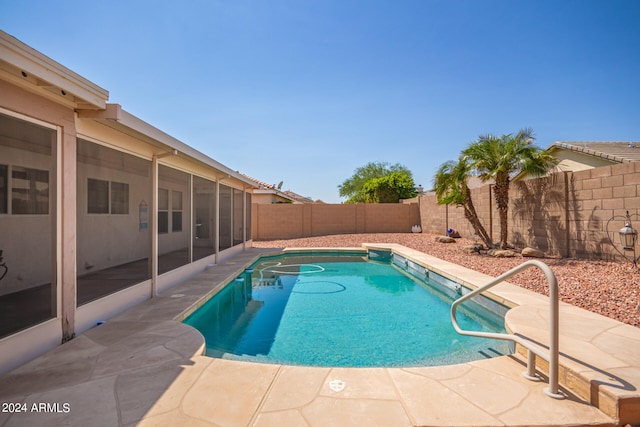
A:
[0, 245, 638, 426]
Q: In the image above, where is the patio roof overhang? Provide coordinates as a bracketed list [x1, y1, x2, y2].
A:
[0, 30, 108, 110]
[78, 104, 258, 189]
[0, 29, 256, 191]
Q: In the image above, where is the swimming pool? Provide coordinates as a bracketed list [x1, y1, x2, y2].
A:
[183, 250, 512, 367]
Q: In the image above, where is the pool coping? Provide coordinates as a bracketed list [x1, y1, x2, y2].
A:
[0, 245, 638, 426]
[361, 243, 640, 425]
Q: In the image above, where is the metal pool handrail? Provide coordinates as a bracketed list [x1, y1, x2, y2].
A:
[450, 259, 564, 399]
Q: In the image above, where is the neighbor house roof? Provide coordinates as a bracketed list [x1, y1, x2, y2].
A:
[282, 190, 315, 204]
[507, 141, 640, 180]
[549, 141, 640, 163]
[240, 174, 285, 192]
[240, 174, 297, 203]
[240, 174, 316, 203]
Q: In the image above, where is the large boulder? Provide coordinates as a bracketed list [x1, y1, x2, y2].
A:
[522, 247, 545, 258]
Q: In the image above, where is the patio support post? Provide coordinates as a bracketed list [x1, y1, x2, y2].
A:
[242, 187, 247, 250]
[60, 127, 76, 342]
[563, 171, 570, 258]
[215, 178, 220, 264]
[151, 155, 159, 297]
[189, 174, 193, 263]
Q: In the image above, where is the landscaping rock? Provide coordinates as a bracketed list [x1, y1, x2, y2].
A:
[488, 249, 518, 258]
[464, 244, 484, 254]
[522, 247, 545, 258]
[435, 236, 456, 243]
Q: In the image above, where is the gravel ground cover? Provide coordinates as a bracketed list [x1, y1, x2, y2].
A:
[253, 233, 640, 327]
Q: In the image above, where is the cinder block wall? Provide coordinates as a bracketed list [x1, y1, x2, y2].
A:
[252, 162, 639, 260]
[252, 203, 420, 240]
[418, 162, 640, 259]
[416, 193, 447, 235]
[509, 171, 569, 256]
[417, 185, 494, 242]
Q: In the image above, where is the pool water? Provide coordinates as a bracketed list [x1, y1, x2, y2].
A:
[183, 252, 512, 367]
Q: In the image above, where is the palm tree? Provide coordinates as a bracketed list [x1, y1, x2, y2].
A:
[463, 128, 557, 249]
[433, 158, 493, 248]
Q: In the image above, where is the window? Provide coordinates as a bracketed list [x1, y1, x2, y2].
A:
[88, 179, 129, 214]
[12, 166, 49, 214]
[172, 190, 182, 232]
[111, 181, 129, 214]
[88, 178, 109, 213]
[0, 164, 7, 214]
[158, 188, 183, 233]
[158, 188, 169, 233]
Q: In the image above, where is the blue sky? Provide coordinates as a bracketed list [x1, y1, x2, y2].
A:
[2, 1, 639, 203]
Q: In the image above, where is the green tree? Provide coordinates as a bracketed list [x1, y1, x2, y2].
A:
[363, 171, 418, 203]
[463, 128, 557, 249]
[339, 162, 414, 203]
[433, 158, 493, 247]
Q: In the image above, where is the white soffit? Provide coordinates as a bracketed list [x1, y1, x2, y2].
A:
[78, 104, 258, 189]
[0, 30, 108, 110]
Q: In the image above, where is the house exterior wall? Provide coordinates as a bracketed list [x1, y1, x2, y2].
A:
[252, 202, 420, 240]
[0, 38, 256, 374]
